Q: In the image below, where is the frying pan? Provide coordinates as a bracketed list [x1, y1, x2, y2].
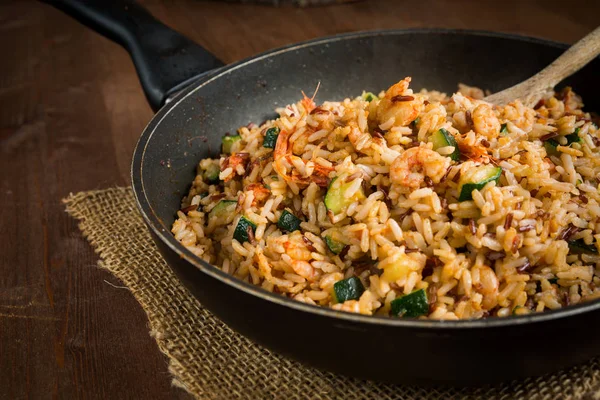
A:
[47, 0, 600, 385]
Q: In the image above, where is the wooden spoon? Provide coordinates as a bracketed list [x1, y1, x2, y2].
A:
[484, 26, 600, 107]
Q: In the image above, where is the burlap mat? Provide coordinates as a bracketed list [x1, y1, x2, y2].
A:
[64, 187, 600, 400]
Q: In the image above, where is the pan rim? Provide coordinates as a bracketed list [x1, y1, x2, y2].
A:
[132, 28, 600, 329]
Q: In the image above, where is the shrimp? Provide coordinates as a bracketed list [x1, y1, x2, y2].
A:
[284, 232, 313, 261]
[456, 138, 491, 163]
[457, 83, 486, 99]
[472, 103, 501, 140]
[472, 265, 499, 310]
[273, 128, 333, 188]
[291, 260, 316, 281]
[390, 147, 450, 188]
[300, 82, 320, 114]
[374, 77, 425, 128]
[246, 183, 270, 206]
[284, 232, 316, 280]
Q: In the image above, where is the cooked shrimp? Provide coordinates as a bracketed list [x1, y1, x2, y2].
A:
[284, 232, 313, 261]
[300, 82, 320, 114]
[246, 183, 270, 206]
[456, 136, 491, 163]
[374, 77, 425, 128]
[313, 163, 335, 178]
[284, 232, 316, 280]
[472, 104, 501, 140]
[290, 260, 316, 281]
[390, 147, 450, 188]
[501, 100, 536, 131]
[458, 83, 486, 99]
[273, 128, 333, 188]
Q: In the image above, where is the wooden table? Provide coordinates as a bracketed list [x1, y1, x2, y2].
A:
[1, 0, 597, 398]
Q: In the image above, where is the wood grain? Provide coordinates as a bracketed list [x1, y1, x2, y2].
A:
[0, 0, 597, 398]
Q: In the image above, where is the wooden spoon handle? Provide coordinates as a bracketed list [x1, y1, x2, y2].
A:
[485, 26, 600, 106]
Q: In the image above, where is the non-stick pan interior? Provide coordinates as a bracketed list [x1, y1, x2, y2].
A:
[138, 29, 599, 245]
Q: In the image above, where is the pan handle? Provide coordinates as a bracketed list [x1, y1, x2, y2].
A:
[42, 0, 225, 111]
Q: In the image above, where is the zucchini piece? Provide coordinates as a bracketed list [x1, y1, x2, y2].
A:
[333, 276, 365, 303]
[565, 127, 582, 145]
[233, 216, 257, 243]
[263, 127, 280, 149]
[568, 239, 598, 254]
[362, 92, 378, 102]
[209, 200, 237, 220]
[412, 117, 420, 128]
[324, 177, 366, 214]
[431, 128, 460, 161]
[544, 139, 560, 157]
[458, 164, 502, 201]
[545, 128, 581, 158]
[500, 123, 508, 135]
[202, 163, 220, 183]
[222, 135, 242, 154]
[277, 209, 301, 232]
[390, 288, 429, 318]
[325, 235, 346, 255]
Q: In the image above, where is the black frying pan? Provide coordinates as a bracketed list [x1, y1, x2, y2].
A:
[47, 0, 600, 386]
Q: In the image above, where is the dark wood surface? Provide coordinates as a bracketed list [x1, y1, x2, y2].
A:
[1, 0, 598, 398]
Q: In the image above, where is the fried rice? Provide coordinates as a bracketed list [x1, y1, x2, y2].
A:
[171, 77, 600, 320]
